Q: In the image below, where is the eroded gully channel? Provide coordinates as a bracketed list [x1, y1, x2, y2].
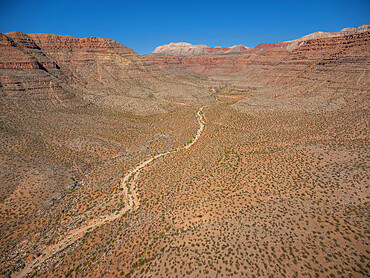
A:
[14, 106, 207, 278]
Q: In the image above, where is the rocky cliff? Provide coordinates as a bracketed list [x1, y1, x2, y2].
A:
[0, 32, 80, 111]
[148, 29, 370, 78]
[147, 24, 370, 76]
[224, 30, 370, 114]
[0, 32, 212, 115]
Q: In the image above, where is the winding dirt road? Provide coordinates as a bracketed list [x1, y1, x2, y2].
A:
[13, 106, 206, 278]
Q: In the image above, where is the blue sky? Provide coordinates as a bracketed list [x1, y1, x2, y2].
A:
[0, 0, 369, 54]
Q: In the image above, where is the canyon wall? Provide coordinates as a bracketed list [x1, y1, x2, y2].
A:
[226, 31, 370, 113]
[147, 29, 370, 78]
[0, 32, 212, 114]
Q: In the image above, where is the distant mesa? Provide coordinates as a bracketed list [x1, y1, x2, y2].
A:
[152, 42, 249, 56]
[146, 23, 370, 77]
[151, 23, 370, 56]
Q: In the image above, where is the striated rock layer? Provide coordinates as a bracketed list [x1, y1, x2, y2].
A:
[150, 24, 370, 58]
[250, 23, 370, 53]
[147, 24, 370, 77]
[0, 32, 214, 114]
[147, 30, 370, 79]
[220, 31, 370, 114]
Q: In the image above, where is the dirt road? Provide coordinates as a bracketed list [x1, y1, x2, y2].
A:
[13, 106, 206, 278]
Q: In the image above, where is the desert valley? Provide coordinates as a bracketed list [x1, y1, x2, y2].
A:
[0, 23, 369, 277]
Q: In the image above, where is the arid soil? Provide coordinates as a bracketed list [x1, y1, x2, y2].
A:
[0, 29, 369, 278]
[12, 106, 206, 278]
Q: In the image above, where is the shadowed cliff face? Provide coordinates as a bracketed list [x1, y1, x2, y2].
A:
[0, 32, 214, 115]
[0, 32, 82, 113]
[28, 33, 158, 93]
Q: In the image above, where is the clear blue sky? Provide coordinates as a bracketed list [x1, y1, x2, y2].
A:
[1, 0, 369, 54]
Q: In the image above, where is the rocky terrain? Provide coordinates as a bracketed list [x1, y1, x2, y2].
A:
[147, 24, 370, 76]
[0, 32, 216, 114]
[0, 25, 369, 278]
[249, 23, 370, 53]
[150, 24, 370, 58]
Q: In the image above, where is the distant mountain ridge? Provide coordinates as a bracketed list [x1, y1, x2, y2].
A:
[279, 23, 370, 51]
[151, 23, 370, 56]
[152, 42, 249, 56]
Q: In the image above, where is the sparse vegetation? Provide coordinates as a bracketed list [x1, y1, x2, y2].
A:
[1, 28, 369, 278]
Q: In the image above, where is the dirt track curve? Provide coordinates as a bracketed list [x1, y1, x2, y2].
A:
[13, 106, 207, 278]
